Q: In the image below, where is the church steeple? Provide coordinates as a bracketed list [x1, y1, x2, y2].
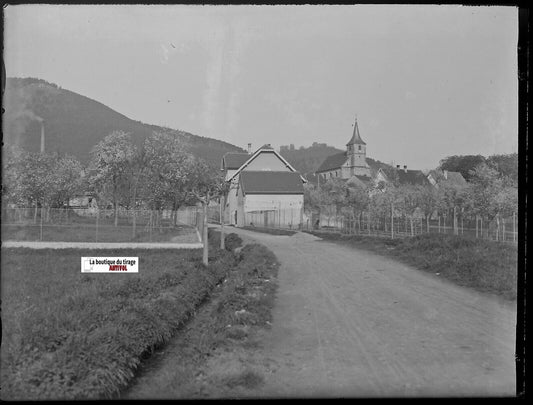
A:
[346, 116, 366, 146]
[345, 115, 370, 178]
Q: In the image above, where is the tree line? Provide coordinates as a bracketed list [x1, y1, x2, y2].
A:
[2, 130, 224, 227]
[304, 154, 518, 237]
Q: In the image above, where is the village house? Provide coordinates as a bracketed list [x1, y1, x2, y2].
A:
[221, 144, 307, 228]
[375, 165, 431, 188]
[427, 169, 467, 189]
[68, 192, 98, 215]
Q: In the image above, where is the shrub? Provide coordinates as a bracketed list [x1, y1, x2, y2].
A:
[224, 233, 243, 251]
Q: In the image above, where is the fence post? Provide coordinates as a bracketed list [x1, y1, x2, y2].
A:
[220, 196, 225, 250]
[149, 210, 153, 242]
[202, 202, 208, 266]
[40, 206, 43, 241]
[513, 212, 516, 242]
[453, 206, 458, 235]
[95, 208, 99, 242]
[391, 203, 394, 239]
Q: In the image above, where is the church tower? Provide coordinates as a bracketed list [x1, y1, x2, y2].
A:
[345, 117, 370, 177]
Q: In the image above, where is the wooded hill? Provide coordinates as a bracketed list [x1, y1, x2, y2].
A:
[2, 77, 245, 167]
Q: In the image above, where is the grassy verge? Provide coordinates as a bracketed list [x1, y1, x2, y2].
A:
[308, 231, 517, 300]
[0, 238, 234, 400]
[123, 230, 280, 398]
[242, 226, 297, 236]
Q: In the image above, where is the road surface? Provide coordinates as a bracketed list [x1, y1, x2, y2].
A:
[223, 228, 517, 397]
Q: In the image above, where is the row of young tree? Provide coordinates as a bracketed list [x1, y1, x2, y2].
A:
[304, 160, 518, 235]
[2, 130, 224, 227]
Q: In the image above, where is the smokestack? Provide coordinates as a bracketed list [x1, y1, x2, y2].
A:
[247, 143, 252, 154]
[40, 121, 45, 153]
[403, 165, 407, 173]
[396, 165, 400, 169]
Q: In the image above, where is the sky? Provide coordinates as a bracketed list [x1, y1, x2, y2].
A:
[3, 4, 518, 170]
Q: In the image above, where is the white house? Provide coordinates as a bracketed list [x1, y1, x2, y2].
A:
[221, 144, 307, 228]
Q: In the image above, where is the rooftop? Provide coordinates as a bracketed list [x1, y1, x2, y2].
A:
[315, 152, 347, 173]
[222, 152, 250, 170]
[346, 118, 366, 146]
[397, 169, 431, 186]
[240, 171, 304, 195]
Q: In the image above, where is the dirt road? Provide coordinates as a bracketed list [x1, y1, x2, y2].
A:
[224, 228, 516, 397]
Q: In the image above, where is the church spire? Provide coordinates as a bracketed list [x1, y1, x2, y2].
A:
[346, 116, 366, 146]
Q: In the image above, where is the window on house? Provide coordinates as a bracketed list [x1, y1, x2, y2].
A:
[358, 145, 361, 151]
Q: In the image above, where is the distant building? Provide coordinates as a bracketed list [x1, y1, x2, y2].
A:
[315, 117, 372, 184]
[221, 144, 307, 227]
[279, 144, 296, 152]
[427, 169, 467, 189]
[376, 165, 431, 187]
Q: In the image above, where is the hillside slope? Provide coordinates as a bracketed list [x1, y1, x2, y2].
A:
[2, 77, 245, 166]
[279, 145, 344, 175]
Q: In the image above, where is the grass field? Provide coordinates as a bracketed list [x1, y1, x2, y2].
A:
[0, 238, 236, 400]
[309, 231, 518, 300]
[1, 223, 199, 243]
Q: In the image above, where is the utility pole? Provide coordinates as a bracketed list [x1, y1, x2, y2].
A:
[220, 195, 225, 250]
[391, 202, 394, 239]
[203, 199, 208, 266]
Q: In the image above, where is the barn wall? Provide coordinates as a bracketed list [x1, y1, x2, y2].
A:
[242, 194, 303, 228]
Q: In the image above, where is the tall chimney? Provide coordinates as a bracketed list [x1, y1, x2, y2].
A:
[403, 165, 407, 173]
[40, 122, 45, 153]
[247, 143, 252, 154]
[396, 165, 400, 169]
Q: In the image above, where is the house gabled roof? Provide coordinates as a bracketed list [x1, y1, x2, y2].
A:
[427, 169, 467, 187]
[378, 167, 431, 187]
[222, 152, 250, 170]
[397, 169, 431, 186]
[346, 117, 366, 146]
[445, 171, 467, 185]
[315, 152, 347, 173]
[345, 175, 372, 188]
[239, 171, 304, 195]
[353, 174, 373, 184]
[226, 145, 306, 183]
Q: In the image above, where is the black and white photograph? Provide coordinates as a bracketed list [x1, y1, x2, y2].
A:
[1, 4, 524, 400]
